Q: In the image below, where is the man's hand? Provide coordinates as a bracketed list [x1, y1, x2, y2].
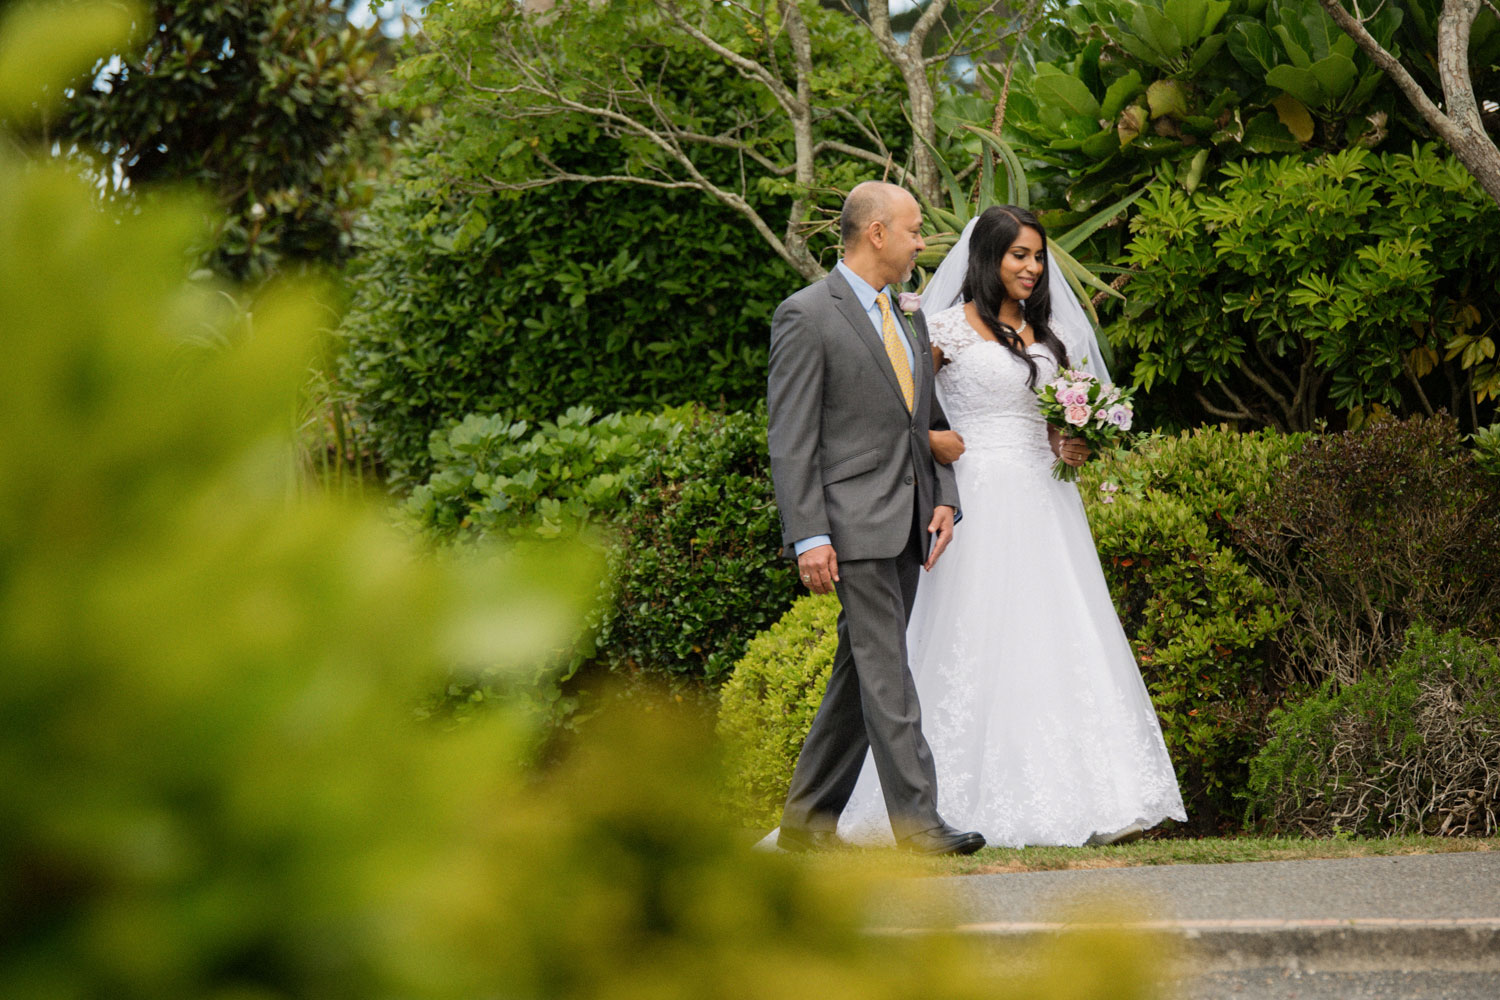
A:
[929, 429, 966, 465]
[924, 505, 956, 571]
[797, 544, 839, 594]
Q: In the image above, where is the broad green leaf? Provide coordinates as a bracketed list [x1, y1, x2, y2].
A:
[1136, 6, 1185, 61]
[1266, 64, 1325, 105]
[1309, 52, 1358, 100]
[1055, 187, 1148, 252]
[1147, 79, 1189, 118]
[1032, 72, 1102, 119]
[1227, 21, 1278, 73]
[963, 126, 1030, 209]
[1165, 0, 1208, 45]
[1273, 24, 1313, 68]
[1272, 93, 1315, 142]
[1081, 128, 1122, 160]
[1189, 33, 1228, 73]
[1100, 70, 1145, 118]
[1240, 110, 1303, 152]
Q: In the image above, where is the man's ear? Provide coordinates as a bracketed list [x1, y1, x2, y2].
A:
[867, 221, 884, 249]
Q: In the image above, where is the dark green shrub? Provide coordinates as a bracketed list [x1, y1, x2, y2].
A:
[717, 594, 840, 829]
[1246, 625, 1500, 837]
[400, 405, 689, 545]
[1235, 413, 1500, 687]
[594, 405, 797, 683]
[337, 124, 797, 484]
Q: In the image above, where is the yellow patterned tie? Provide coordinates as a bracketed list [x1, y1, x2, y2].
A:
[876, 292, 915, 411]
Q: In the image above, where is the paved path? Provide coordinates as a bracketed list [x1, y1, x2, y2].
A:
[875, 852, 1500, 998]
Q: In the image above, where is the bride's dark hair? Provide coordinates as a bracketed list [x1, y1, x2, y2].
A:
[960, 205, 1069, 387]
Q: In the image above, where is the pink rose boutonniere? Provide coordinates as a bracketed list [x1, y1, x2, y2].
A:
[897, 291, 921, 314]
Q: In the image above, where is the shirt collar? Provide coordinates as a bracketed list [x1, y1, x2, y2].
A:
[836, 260, 889, 313]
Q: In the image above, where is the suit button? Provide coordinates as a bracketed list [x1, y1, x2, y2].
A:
[904, 475, 914, 485]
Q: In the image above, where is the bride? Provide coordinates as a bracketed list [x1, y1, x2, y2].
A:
[833, 205, 1186, 848]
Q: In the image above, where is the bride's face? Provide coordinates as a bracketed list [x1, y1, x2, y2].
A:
[998, 226, 1045, 302]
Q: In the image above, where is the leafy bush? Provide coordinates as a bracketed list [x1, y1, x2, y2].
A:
[1246, 625, 1500, 837]
[401, 405, 689, 544]
[595, 405, 798, 683]
[1079, 428, 1299, 829]
[1472, 421, 1500, 477]
[338, 122, 797, 484]
[1114, 145, 1500, 431]
[1235, 413, 1500, 688]
[717, 594, 840, 829]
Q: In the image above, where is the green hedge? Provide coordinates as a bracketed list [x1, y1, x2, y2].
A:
[337, 124, 798, 484]
[595, 406, 797, 682]
[1247, 625, 1500, 837]
[719, 427, 1300, 832]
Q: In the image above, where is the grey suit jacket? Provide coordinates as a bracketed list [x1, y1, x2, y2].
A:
[767, 268, 961, 562]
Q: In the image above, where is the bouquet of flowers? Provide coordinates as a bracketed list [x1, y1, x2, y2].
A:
[1034, 366, 1136, 482]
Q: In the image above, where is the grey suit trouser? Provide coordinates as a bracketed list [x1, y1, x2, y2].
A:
[781, 511, 942, 841]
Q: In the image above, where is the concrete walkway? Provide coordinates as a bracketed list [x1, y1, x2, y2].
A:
[875, 852, 1500, 996]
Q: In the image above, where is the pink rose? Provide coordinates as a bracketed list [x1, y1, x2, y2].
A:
[898, 291, 921, 313]
[1059, 386, 1090, 406]
[1065, 404, 1090, 426]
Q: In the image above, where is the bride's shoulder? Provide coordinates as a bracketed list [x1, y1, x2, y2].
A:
[923, 303, 980, 354]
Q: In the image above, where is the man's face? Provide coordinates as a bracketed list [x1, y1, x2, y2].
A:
[876, 194, 925, 286]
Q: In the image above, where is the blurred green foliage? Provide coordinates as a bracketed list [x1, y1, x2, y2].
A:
[52, 0, 392, 283]
[1115, 145, 1500, 431]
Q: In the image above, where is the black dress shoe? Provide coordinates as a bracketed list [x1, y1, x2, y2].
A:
[777, 827, 850, 853]
[898, 824, 986, 856]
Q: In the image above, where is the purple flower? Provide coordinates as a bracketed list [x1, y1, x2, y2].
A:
[1107, 405, 1133, 430]
[898, 291, 921, 313]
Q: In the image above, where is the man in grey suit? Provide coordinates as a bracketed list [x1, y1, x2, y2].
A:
[767, 181, 985, 856]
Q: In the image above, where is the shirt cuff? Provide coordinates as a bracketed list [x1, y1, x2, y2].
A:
[794, 534, 832, 556]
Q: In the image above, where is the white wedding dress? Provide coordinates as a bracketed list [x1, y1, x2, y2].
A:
[834, 304, 1186, 847]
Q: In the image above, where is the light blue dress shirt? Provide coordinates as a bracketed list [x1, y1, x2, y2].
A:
[794, 262, 917, 557]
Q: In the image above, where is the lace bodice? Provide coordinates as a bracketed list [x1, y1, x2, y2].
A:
[927, 304, 1057, 466]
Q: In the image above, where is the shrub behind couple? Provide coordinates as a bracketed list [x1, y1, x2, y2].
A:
[766, 182, 1185, 855]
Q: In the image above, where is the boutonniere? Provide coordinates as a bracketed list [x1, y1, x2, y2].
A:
[897, 291, 921, 314]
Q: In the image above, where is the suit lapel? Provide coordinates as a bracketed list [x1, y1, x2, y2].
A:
[826, 269, 914, 413]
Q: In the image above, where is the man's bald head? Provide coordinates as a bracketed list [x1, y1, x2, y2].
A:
[840, 181, 915, 249]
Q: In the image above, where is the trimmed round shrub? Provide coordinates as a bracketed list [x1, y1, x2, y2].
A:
[595, 406, 798, 682]
[717, 594, 840, 829]
[337, 124, 798, 483]
[1246, 625, 1500, 837]
[1235, 413, 1500, 688]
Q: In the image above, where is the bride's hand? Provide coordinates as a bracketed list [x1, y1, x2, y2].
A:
[1050, 427, 1091, 467]
[930, 429, 965, 464]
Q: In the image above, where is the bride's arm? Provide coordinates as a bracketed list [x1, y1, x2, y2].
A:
[928, 346, 966, 464]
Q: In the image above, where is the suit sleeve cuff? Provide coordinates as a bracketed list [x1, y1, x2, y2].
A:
[794, 534, 832, 556]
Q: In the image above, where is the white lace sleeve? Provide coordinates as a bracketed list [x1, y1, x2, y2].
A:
[924, 305, 978, 361]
